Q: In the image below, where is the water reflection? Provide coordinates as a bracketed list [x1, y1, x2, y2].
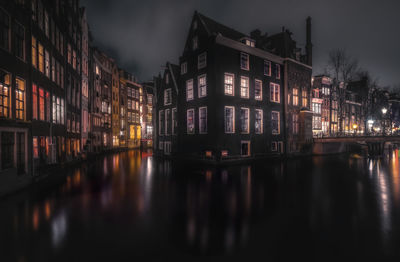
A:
[1, 150, 400, 260]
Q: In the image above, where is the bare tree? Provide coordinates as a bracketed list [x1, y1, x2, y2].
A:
[327, 49, 359, 83]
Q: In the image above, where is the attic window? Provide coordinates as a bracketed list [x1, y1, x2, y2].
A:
[241, 38, 255, 47]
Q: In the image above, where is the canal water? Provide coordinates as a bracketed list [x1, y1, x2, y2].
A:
[1, 150, 400, 261]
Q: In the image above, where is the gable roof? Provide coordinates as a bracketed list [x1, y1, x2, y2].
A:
[167, 62, 180, 94]
[196, 12, 248, 40]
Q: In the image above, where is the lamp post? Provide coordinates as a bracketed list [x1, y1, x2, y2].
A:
[382, 108, 387, 136]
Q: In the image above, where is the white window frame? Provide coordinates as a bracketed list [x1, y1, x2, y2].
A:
[164, 88, 172, 106]
[224, 73, 235, 96]
[199, 106, 207, 134]
[255, 79, 262, 100]
[255, 109, 263, 134]
[224, 106, 235, 134]
[240, 76, 249, 99]
[198, 52, 207, 69]
[172, 108, 177, 135]
[240, 107, 250, 134]
[181, 62, 187, 75]
[198, 74, 207, 98]
[270, 83, 280, 103]
[264, 60, 271, 76]
[187, 108, 195, 134]
[186, 79, 194, 101]
[240, 52, 249, 71]
[271, 111, 280, 135]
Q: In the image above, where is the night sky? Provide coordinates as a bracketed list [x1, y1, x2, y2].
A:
[80, 0, 400, 87]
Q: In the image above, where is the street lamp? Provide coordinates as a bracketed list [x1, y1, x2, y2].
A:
[382, 108, 387, 135]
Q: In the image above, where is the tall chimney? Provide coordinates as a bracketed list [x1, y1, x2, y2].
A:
[306, 16, 313, 66]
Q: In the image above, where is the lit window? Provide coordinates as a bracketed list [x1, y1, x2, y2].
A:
[240, 53, 249, 70]
[32, 36, 37, 68]
[164, 88, 172, 105]
[270, 83, 280, 103]
[33, 137, 39, 158]
[255, 109, 263, 134]
[240, 108, 249, 133]
[302, 89, 308, 107]
[46, 91, 50, 122]
[32, 84, 38, 120]
[293, 88, 299, 106]
[240, 76, 249, 98]
[198, 74, 207, 98]
[52, 95, 56, 123]
[271, 111, 280, 135]
[255, 79, 262, 100]
[198, 52, 207, 69]
[38, 43, 44, 73]
[187, 109, 195, 134]
[264, 60, 271, 76]
[224, 73, 234, 96]
[225, 106, 235, 133]
[15, 78, 25, 120]
[199, 107, 207, 134]
[39, 88, 45, 121]
[0, 71, 11, 118]
[186, 79, 193, 101]
[45, 50, 50, 77]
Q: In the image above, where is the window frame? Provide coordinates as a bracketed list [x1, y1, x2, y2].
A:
[271, 111, 280, 135]
[199, 106, 207, 134]
[240, 107, 250, 134]
[198, 52, 207, 69]
[198, 74, 207, 98]
[224, 73, 235, 96]
[255, 109, 263, 134]
[224, 106, 235, 134]
[240, 52, 249, 71]
[187, 108, 195, 134]
[240, 76, 249, 99]
[186, 79, 194, 101]
[255, 79, 262, 100]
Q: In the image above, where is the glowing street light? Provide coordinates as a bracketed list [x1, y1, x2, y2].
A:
[382, 108, 388, 115]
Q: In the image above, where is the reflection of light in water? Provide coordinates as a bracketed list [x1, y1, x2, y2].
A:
[32, 206, 39, 231]
[392, 150, 400, 207]
[187, 217, 196, 244]
[103, 158, 108, 177]
[222, 170, 228, 184]
[374, 160, 392, 240]
[51, 211, 67, 248]
[45, 201, 51, 220]
[206, 170, 212, 183]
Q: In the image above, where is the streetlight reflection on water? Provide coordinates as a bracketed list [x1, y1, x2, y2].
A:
[1, 149, 400, 260]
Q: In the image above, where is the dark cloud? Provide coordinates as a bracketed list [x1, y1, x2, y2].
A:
[81, 0, 400, 87]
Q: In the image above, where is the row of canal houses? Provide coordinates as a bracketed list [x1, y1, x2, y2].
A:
[0, 0, 154, 193]
[155, 12, 314, 162]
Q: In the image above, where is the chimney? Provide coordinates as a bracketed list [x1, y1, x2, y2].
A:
[306, 16, 313, 66]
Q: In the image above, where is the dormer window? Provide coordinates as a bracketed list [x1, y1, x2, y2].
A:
[241, 37, 255, 47]
[192, 36, 198, 50]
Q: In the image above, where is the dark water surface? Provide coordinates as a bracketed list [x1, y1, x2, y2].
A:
[1, 150, 400, 261]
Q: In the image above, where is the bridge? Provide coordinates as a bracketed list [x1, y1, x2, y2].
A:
[313, 135, 400, 157]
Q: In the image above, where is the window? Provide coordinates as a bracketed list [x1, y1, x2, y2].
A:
[241, 141, 250, 157]
[164, 88, 172, 105]
[240, 53, 249, 70]
[225, 106, 235, 133]
[45, 50, 50, 77]
[44, 11, 49, 37]
[159, 110, 164, 135]
[192, 36, 198, 50]
[0, 8, 10, 51]
[0, 71, 10, 118]
[33, 137, 39, 158]
[14, 22, 25, 60]
[32, 84, 38, 120]
[240, 108, 250, 133]
[240, 76, 249, 98]
[38, 42, 44, 73]
[302, 89, 308, 107]
[14, 78, 25, 120]
[181, 62, 187, 75]
[39, 88, 45, 121]
[52, 57, 56, 81]
[187, 109, 195, 134]
[46, 91, 50, 122]
[67, 44, 71, 64]
[264, 60, 271, 76]
[270, 83, 280, 103]
[198, 74, 207, 97]
[186, 79, 193, 101]
[255, 109, 263, 134]
[52, 95, 56, 123]
[312, 103, 321, 114]
[165, 109, 171, 135]
[159, 141, 164, 150]
[224, 73, 234, 96]
[271, 111, 280, 135]
[293, 88, 299, 106]
[72, 50, 76, 69]
[172, 108, 177, 135]
[255, 79, 262, 100]
[275, 64, 280, 79]
[271, 142, 277, 152]
[293, 113, 299, 134]
[199, 107, 207, 134]
[32, 36, 37, 67]
[198, 52, 207, 69]
[312, 116, 322, 130]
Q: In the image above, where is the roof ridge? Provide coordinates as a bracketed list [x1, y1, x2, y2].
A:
[195, 12, 248, 39]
